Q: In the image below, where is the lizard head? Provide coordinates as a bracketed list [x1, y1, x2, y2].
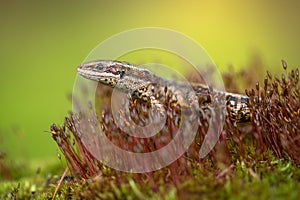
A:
[77, 60, 160, 92]
[77, 60, 131, 87]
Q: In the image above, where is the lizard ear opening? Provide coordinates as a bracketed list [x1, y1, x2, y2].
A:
[120, 71, 125, 79]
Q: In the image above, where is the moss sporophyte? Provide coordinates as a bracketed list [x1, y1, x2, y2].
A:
[47, 60, 299, 199]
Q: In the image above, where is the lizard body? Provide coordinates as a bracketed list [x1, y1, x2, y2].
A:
[77, 60, 251, 122]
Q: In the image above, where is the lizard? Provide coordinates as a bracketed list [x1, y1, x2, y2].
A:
[77, 60, 251, 123]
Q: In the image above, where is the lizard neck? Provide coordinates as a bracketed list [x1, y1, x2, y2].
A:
[115, 68, 166, 93]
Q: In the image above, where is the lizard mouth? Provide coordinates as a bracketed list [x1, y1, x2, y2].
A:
[77, 65, 104, 81]
[77, 65, 118, 85]
[77, 60, 111, 80]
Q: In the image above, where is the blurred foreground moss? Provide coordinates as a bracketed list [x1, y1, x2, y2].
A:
[1, 60, 299, 199]
[1, 157, 299, 199]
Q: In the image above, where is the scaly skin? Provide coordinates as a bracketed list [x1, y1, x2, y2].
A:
[77, 60, 251, 122]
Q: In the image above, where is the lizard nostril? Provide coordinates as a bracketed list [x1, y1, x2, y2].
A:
[77, 65, 83, 72]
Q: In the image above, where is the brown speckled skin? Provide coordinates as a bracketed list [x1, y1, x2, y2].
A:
[77, 60, 250, 123]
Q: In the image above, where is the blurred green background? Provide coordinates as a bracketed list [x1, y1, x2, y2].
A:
[0, 0, 299, 161]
